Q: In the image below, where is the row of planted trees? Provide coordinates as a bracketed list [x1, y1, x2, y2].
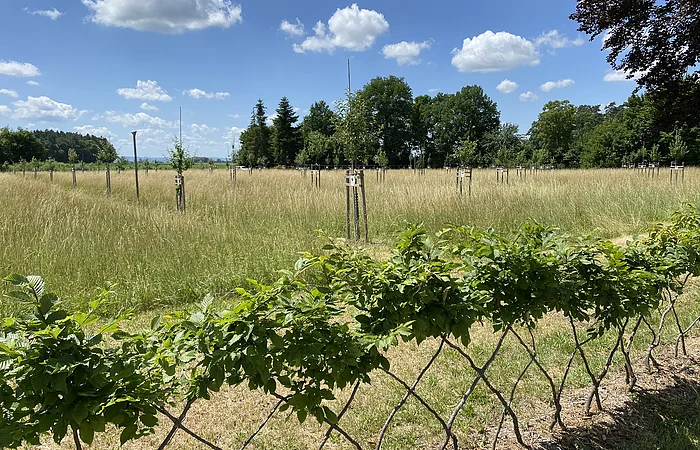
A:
[2, 203, 700, 449]
[12, 139, 193, 206]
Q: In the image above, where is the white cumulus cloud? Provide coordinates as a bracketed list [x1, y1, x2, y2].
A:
[496, 79, 518, 94]
[117, 80, 172, 102]
[603, 69, 642, 82]
[191, 124, 218, 134]
[535, 30, 584, 49]
[0, 61, 41, 78]
[280, 18, 304, 37]
[0, 105, 11, 117]
[519, 91, 538, 102]
[12, 96, 86, 121]
[184, 88, 230, 100]
[140, 102, 159, 111]
[82, 0, 243, 34]
[74, 125, 116, 138]
[25, 8, 64, 20]
[382, 41, 431, 66]
[223, 126, 244, 143]
[102, 111, 176, 129]
[451, 31, 540, 73]
[540, 79, 575, 92]
[293, 4, 389, 54]
[0, 89, 19, 98]
[27, 81, 40, 86]
[229, 113, 240, 119]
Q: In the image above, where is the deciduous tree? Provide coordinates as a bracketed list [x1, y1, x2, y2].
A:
[358, 76, 414, 167]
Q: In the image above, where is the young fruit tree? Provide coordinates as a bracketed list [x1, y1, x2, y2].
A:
[46, 158, 56, 183]
[97, 142, 118, 196]
[68, 148, 79, 188]
[333, 89, 377, 169]
[169, 139, 193, 213]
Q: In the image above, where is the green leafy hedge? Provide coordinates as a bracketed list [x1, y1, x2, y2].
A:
[2, 203, 700, 449]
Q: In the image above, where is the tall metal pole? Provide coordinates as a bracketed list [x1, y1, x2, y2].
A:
[347, 58, 352, 170]
[132, 131, 140, 202]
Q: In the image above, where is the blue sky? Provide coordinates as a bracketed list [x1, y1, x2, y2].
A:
[0, 0, 638, 159]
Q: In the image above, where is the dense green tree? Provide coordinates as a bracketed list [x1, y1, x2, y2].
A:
[333, 90, 377, 168]
[271, 97, 302, 166]
[647, 78, 700, 164]
[0, 127, 46, 164]
[529, 101, 576, 167]
[483, 123, 525, 167]
[426, 87, 500, 167]
[358, 76, 414, 167]
[296, 131, 330, 166]
[301, 101, 336, 138]
[568, 105, 605, 166]
[31, 129, 109, 163]
[410, 95, 435, 167]
[580, 119, 630, 168]
[239, 99, 272, 167]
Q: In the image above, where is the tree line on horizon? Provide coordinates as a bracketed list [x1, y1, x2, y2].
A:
[1, 76, 698, 170]
[237, 75, 700, 169]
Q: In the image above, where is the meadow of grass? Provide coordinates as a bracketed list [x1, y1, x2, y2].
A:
[2, 167, 700, 449]
[1, 167, 699, 315]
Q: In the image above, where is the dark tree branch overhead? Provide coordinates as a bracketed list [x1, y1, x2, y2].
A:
[571, 0, 700, 90]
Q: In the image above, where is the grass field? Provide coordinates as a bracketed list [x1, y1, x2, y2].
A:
[1, 167, 698, 315]
[2, 167, 700, 449]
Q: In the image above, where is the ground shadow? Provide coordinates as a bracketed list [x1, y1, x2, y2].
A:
[536, 375, 700, 450]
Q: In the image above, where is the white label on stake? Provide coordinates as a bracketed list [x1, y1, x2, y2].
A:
[346, 175, 360, 187]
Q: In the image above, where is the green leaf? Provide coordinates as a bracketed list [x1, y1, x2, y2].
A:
[3, 274, 28, 285]
[104, 407, 124, 425]
[97, 321, 120, 334]
[6, 290, 34, 303]
[79, 423, 94, 445]
[120, 424, 137, 445]
[46, 310, 68, 324]
[140, 414, 158, 427]
[53, 420, 68, 443]
[269, 332, 284, 348]
[39, 293, 56, 316]
[88, 416, 106, 433]
[72, 402, 89, 424]
[323, 406, 339, 425]
[313, 407, 324, 424]
[296, 409, 307, 423]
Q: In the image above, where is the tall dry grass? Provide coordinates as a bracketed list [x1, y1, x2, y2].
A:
[1, 167, 699, 314]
